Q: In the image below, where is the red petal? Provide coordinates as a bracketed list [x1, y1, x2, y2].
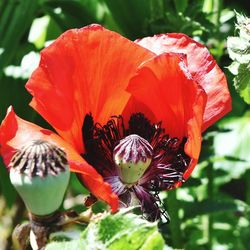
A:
[126, 53, 206, 179]
[0, 107, 118, 212]
[136, 33, 231, 131]
[26, 24, 154, 153]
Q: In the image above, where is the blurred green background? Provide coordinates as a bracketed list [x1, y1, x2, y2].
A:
[0, 0, 250, 249]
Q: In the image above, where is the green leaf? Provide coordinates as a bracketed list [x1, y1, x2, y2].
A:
[104, 0, 151, 39]
[183, 178, 202, 187]
[235, 12, 250, 40]
[82, 211, 164, 250]
[227, 12, 250, 104]
[45, 211, 164, 250]
[0, 0, 38, 77]
[139, 231, 165, 250]
[45, 239, 85, 250]
[227, 61, 240, 75]
[182, 198, 247, 219]
[227, 36, 250, 64]
[0, 75, 35, 121]
[43, 0, 101, 31]
[28, 16, 50, 49]
[233, 63, 250, 104]
[214, 113, 250, 178]
[174, 0, 188, 13]
[148, 1, 213, 38]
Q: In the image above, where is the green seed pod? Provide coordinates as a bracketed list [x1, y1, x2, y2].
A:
[113, 134, 153, 184]
[9, 140, 70, 216]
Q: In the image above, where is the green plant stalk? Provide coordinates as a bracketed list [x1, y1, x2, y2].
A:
[246, 169, 250, 205]
[207, 162, 214, 249]
[167, 189, 183, 248]
[213, 0, 223, 63]
[213, 0, 223, 27]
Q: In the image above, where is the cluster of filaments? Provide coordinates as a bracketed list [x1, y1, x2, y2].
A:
[82, 113, 190, 192]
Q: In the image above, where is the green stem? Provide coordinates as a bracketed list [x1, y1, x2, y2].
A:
[207, 162, 214, 249]
[245, 169, 250, 205]
[213, 0, 223, 28]
[167, 189, 183, 248]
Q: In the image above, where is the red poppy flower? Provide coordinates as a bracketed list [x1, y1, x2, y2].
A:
[0, 24, 231, 220]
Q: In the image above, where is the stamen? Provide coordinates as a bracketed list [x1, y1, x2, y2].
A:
[82, 114, 125, 176]
[139, 123, 190, 191]
[82, 112, 191, 221]
[128, 113, 156, 141]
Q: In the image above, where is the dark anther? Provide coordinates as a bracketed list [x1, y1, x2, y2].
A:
[81, 112, 191, 222]
[82, 113, 94, 152]
[82, 115, 126, 177]
[128, 113, 156, 142]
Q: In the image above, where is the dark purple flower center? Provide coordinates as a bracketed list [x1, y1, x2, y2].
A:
[81, 113, 190, 221]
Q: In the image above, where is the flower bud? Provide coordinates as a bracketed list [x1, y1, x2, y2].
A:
[9, 140, 70, 216]
[113, 134, 153, 184]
